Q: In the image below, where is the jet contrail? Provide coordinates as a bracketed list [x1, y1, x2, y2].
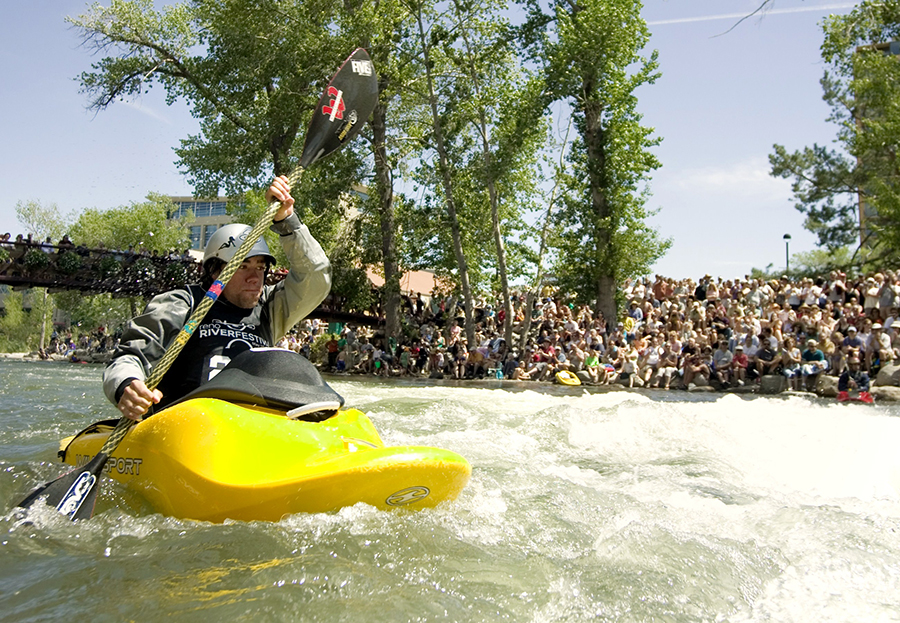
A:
[647, 3, 856, 26]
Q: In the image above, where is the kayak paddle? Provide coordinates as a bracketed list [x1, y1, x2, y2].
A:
[16, 48, 378, 520]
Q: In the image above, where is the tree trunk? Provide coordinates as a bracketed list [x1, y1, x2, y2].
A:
[39, 289, 49, 350]
[518, 120, 571, 353]
[371, 98, 402, 342]
[480, 116, 513, 345]
[582, 78, 618, 330]
[415, 9, 476, 344]
[452, 4, 513, 344]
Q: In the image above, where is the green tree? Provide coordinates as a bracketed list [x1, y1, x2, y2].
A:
[68, 193, 191, 254]
[15, 200, 70, 242]
[344, 0, 421, 344]
[399, 0, 547, 344]
[0, 289, 56, 353]
[14, 199, 71, 349]
[446, 0, 547, 344]
[71, 0, 379, 324]
[403, 0, 479, 342]
[0, 290, 31, 352]
[67, 194, 192, 315]
[516, 117, 574, 351]
[54, 291, 133, 334]
[523, 0, 670, 324]
[71, 0, 352, 191]
[770, 0, 900, 269]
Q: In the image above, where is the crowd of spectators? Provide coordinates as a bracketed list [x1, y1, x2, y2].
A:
[35, 326, 120, 362]
[6, 230, 900, 394]
[298, 271, 900, 393]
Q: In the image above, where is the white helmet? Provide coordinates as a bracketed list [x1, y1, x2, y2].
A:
[203, 224, 275, 266]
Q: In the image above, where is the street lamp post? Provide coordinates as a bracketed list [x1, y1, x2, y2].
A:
[783, 234, 791, 273]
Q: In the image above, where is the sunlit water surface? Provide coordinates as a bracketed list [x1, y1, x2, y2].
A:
[2, 359, 900, 622]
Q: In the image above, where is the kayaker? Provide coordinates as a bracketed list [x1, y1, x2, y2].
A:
[837, 355, 871, 400]
[104, 176, 331, 421]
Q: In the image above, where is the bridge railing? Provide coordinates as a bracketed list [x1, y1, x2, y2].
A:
[0, 241, 382, 325]
[0, 241, 201, 298]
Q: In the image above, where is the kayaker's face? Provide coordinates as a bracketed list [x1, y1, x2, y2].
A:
[221, 256, 267, 309]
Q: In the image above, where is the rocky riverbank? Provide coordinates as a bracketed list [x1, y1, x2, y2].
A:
[0, 350, 112, 364]
[4, 350, 900, 401]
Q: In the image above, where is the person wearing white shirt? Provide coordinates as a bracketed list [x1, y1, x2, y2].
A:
[868, 323, 893, 371]
[804, 279, 822, 307]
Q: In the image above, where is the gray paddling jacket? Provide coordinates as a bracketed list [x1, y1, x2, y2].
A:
[102, 213, 330, 412]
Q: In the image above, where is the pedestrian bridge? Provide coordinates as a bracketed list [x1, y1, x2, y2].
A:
[0, 242, 380, 326]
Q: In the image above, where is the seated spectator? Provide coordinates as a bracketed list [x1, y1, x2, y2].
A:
[842, 326, 865, 361]
[501, 350, 518, 379]
[634, 337, 657, 386]
[755, 339, 780, 380]
[603, 341, 622, 385]
[512, 360, 533, 380]
[583, 345, 603, 384]
[781, 336, 802, 390]
[628, 300, 643, 323]
[884, 306, 899, 331]
[712, 339, 734, 387]
[800, 338, 827, 392]
[731, 344, 749, 386]
[682, 349, 710, 389]
[655, 343, 679, 389]
[620, 340, 640, 387]
[827, 331, 845, 376]
[567, 342, 587, 372]
[868, 323, 893, 374]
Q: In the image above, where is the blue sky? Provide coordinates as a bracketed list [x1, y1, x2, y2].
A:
[0, 0, 856, 279]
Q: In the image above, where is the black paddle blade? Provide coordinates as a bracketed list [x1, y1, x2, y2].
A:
[17, 452, 108, 521]
[299, 48, 378, 169]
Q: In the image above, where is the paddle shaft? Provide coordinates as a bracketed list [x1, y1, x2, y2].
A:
[99, 166, 305, 455]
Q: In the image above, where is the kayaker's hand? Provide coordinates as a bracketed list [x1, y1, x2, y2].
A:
[266, 175, 295, 222]
[118, 380, 162, 421]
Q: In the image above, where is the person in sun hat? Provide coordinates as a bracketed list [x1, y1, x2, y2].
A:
[104, 176, 331, 421]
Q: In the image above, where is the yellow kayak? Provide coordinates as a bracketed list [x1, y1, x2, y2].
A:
[555, 370, 581, 386]
[58, 350, 471, 523]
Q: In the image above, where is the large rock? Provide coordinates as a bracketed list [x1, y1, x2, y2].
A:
[875, 363, 900, 387]
[816, 374, 839, 398]
[873, 386, 900, 402]
[89, 352, 112, 364]
[760, 374, 787, 394]
[617, 375, 645, 388]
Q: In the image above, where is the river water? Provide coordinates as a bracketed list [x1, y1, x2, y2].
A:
[1, 358, 899, 622]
